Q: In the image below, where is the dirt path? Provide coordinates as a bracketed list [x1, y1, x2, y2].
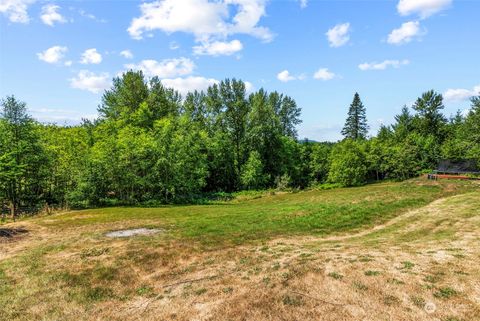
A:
[317, 194, 462, 242]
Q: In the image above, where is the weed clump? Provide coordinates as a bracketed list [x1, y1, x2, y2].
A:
[353, 281, 368, 291]
[410, 295, 425, 308]
[364, 270, 380, 276]
[434, 287, 458, 299]
[282, 294, 303, 306]
[327, 272, 343, 280]
[383, 295, 400, 306]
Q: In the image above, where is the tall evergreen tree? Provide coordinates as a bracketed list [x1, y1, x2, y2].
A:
[341, 92, 369, 140]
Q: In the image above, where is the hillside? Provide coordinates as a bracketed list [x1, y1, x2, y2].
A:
[1, 179, 479, 320]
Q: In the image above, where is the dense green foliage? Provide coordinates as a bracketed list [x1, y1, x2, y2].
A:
[1, 71, 479, 215]
[328, 139, 367, 186]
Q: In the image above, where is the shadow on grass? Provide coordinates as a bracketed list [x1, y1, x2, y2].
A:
[0, 228, 28, 238]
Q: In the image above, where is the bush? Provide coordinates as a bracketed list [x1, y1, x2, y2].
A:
[241, 151, 268, 190]
[328, 139, 367, 187]
[274, 174, 291, 191]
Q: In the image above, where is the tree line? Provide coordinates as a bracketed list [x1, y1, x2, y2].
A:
[1, 71, 479, 217]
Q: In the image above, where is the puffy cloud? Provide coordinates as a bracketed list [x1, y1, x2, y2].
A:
[193, 39, 243, 56]
[387, 21, 423, 45]
[443, 85, 480, 102]
[120, 50, 133, 59]
[69, 70, 110, 94]
[127, 0, 273, 55]
[80, 48, 102, 64]
[313, 68, 335, 80]
[37, 45, 68, 64]
[226, 0, 272, 42]
[161, 76, 219, 95]
[397, 0, 452, 19]
[128, 0, 226, 40]
[326, 22, 350, 47]
[125, 57, 195, 78]
[358, 59, 410, 71]
[277, 70, 296, 82]
[40, 4, 66, 26]
[0, 0, 35, 23]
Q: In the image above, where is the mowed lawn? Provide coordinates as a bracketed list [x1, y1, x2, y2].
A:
[36, 179, 477, 245]
[1, 179, 480, 321]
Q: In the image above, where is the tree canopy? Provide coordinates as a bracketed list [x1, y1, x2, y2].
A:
[1, 74, 479, 217]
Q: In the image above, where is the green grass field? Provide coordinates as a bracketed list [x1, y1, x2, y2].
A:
[1, 179, 479, 321]
[35, 179, 475, 246]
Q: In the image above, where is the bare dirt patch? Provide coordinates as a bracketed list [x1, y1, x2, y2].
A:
[105, 228, 162, 238]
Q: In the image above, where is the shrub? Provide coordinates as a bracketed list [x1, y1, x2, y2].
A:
[328, 139, 367, 186]
[241, 151, 268, 190]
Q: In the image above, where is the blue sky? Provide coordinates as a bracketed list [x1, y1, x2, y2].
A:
[0, 0, 479, 141]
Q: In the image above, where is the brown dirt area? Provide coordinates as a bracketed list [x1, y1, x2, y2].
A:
[1, 192, 479, 321]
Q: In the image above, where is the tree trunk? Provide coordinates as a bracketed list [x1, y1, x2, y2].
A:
[9, 201, 16, 222]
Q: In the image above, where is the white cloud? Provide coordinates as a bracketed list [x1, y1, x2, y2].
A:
[128, 0, 226, 40]
[277, 70, 296, 82]
[37, 45, 68, 64]
[313, 68, 336, 80]
[120, 50, 133, 59]
[193, 39, 243, 56]
[127, 0, 273, 55]
[64, 60, 72, 67]
[326, 22, 350, 47]
[0, 0, 35, 23]
[358, 59, 410, 71]
[69, 70, 110, 94]
[79, 9, 106, 23]
[161, 76, 219, 95]
[125, 57, 195, 78]
[443, 85, 480, 102]
[387, 21, 423, 45]
[397, 0, 452, 19]
[80, 48, 102, 64]
[298, 0, 308, 9]
[40, 4, 66, 26]
[244, 81, 254, 93]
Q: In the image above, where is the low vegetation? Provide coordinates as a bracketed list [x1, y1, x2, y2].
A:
[1, 179, 479, 320]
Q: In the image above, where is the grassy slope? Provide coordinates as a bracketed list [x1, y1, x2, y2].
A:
[0, 179, 479, 320]
[36, 179, 476, 245]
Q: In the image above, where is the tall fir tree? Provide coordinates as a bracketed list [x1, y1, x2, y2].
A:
[341, 92, 369, 140]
